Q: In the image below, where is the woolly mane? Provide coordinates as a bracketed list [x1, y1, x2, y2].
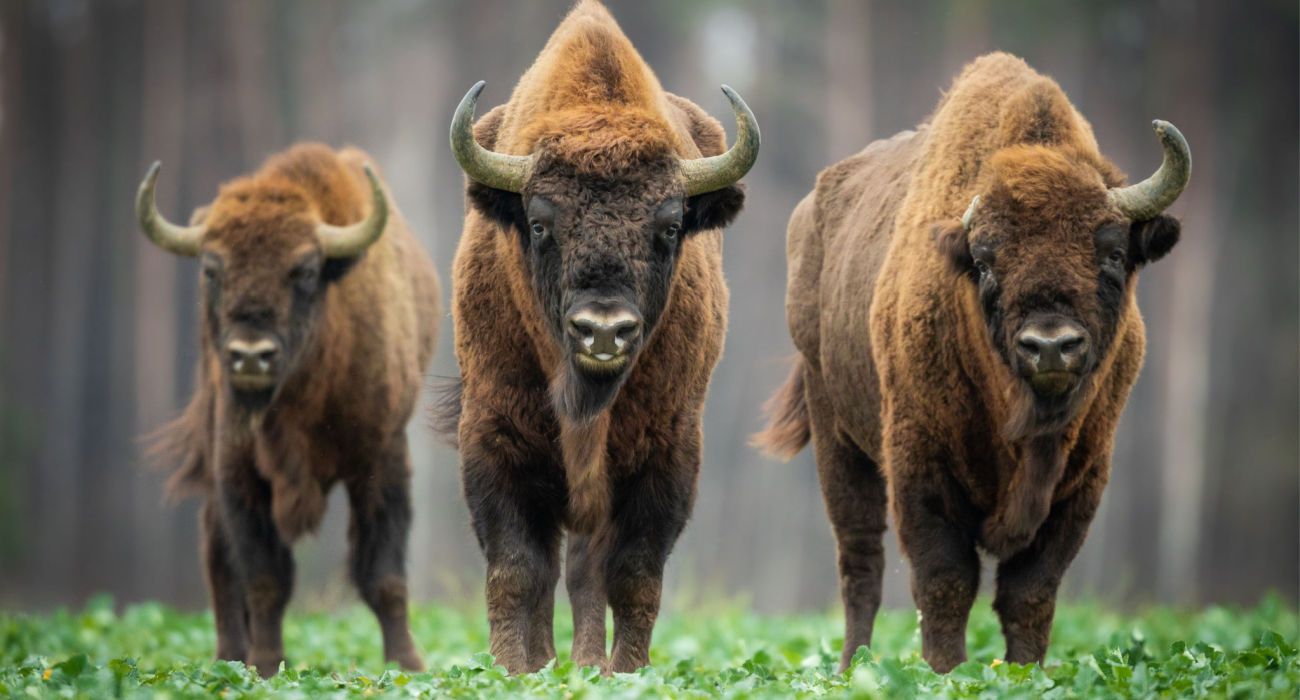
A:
[208, 144, 371, 230]
[908, 53, 1126, 224]
[492, 0, 688, 172]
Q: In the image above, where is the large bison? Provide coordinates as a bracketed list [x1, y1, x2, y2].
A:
[755, 53, 1189, 672]
[441, 0, 758, 674]
[137, 145, 439, 676]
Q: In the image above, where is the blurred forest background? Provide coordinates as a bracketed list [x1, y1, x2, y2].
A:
[0, 0, 1296, 614]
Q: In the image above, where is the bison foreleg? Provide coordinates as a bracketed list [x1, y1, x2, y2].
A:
[891, 450, 980, 674]
[200, 499, 249, 663]
[993, 478, 1101, 665]
[605, 453, 694, 673]
[566, 530, 612, 670]
[346, 442, 423, 671]
[462, 443, 563, 675]
[807, 371, 888, 672]
[217, 474, 294, 679]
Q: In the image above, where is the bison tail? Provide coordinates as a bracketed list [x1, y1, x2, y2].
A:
[430, 376, 464, 448]
[143, 389, 214, 501]
[751, 357, 811, 461]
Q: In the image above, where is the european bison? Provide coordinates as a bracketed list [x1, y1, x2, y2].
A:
[755, 53, 1189, 672]
[137, 145, 439, 676]
[441, 0, 758, 674]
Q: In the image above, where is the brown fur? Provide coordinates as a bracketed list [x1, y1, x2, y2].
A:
[447, 0, 742, 674]
[756, 53, 1181, 672]
[149, 144, 439, 675]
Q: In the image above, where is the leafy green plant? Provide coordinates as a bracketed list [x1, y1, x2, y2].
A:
[2, 594, 1295, 698]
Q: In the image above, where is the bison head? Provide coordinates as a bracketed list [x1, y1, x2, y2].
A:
[937, 120, 1189, 437]
[451, 82, 757, 422]
[135, 162, 386, 410]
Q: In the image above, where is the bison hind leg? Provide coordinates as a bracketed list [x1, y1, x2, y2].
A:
[805, 371, 888, 671]
[346, 442, 424, 671]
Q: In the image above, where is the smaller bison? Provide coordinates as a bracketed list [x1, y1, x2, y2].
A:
[756, 53, 1189, 672]
[137, 145, 439, 676]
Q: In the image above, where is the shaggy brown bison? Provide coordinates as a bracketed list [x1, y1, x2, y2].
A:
[756, 53, 1189, 672]
[137, 144, 439, 676]
[441, 0, 758, 674]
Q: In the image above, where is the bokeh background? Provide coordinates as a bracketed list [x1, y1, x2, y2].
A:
[0, 0, 1296, 614]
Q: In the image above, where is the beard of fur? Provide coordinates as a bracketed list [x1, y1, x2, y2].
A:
[1000, 371, 1095, 442]
[550, 354, 630, 533]
[550, 356, 629, 425]
[558, 406, 612, 534]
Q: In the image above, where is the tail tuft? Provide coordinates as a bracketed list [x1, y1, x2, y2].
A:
[751, 357, 811, 461]
[142, 388, 214, 501]
[430, 376, 463, 448]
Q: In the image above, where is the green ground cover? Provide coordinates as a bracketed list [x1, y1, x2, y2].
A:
[2, 595, 1296, 697]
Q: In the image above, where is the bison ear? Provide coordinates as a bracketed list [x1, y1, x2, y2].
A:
[683, 184, 745, 235]
[934, 221, 974, 275]
[1129, 214, 1180, 266]
[322, 256, 362, 284]
[188, 205, 212, 227]
[467, 181, 527, 235]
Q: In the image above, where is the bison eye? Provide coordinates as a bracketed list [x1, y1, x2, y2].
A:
[662, 223, 680, 241]
[291, 264, 319, 292]
[1108, 249, 1127, 264]
[201, 257, 221, 282]
[529, 221, 547, 240]
[975, 260, 991, 277]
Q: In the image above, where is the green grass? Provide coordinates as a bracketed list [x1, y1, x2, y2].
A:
[2, 595, 1296, 698]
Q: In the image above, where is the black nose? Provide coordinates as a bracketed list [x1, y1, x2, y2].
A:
[227, 337, 280, 376]
[1015, 324, 1089, 374]
[566, 305, 642, 360]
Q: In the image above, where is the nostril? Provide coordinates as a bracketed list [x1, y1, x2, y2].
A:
[614, 322, 641, 345]
[568, 318, 596, 346]
[1059, 337, 1085, 356]
[227, 340, 278, 373]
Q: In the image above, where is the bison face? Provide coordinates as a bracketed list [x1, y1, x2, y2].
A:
[937, 141, 1183, 437]
[197, 209, 364, 410]
[135, 163, 387, 412]
[450, 82, 758, 423]
[469, 158, 743, 422]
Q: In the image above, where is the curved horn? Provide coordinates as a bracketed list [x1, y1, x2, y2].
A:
[1108, 119, 1191, 221]
[317, 164, 387, 258]
[962, 195, 981, 230]
[679, 85, 761, 196]
[136, 161, 204, 256]
[450, 81, 532, 193]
